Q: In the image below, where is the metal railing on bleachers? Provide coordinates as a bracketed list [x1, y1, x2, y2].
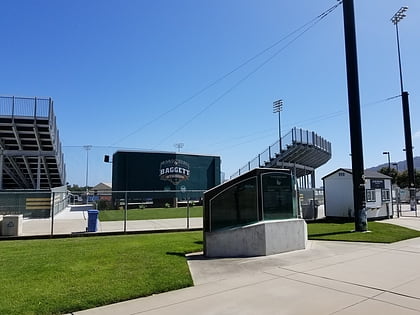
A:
[230, 127, 331, 180]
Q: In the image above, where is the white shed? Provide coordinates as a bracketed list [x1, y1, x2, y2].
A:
[322, 168, 392, 219]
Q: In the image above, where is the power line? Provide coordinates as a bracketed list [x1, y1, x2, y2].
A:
[63, 94, 399, 153]
[112, 2, 343, 146]
[153, 2, 343, 147]
[63, 145, 150, 151]
[210, 94, 401, 153]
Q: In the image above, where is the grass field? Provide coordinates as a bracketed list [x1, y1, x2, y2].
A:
[0, 232, 202, 315]
[98, 206, 203, 221]
[307, 221, 420, 243]
[2, 220, 420, 314]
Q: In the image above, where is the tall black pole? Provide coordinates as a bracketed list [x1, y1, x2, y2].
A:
[392, 7, 416, 213]
[342, 0, 367, 231]
[395, 23, 404, 94]
[388, 154, 391, 172]
[402, 91, 416, 213]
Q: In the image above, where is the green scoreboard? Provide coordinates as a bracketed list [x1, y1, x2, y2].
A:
[112, 151, 221, 192]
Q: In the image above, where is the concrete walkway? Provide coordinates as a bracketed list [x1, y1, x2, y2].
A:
[21, 205, 202, 236]
[73, 212, 420, 315]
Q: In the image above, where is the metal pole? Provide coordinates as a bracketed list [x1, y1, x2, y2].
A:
[86, 148, 89, 189]
[383, 151, 391, 172]
[37, 155, 41, 190]
[50, 192, 55, 236]
[0, 150, 3, 190]
[273, 100, 283, 152]
[395, 23, 404, 94]
[124, 191, 128, 233]
[402, 92, 417, 214]
[278, 110, 282, 151]
[186, 196, 190, 229]
[391, 7, 416, 215]
[34, 97, 37, 119]
[342, 0, 367, 231]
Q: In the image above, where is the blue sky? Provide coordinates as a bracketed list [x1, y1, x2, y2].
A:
[1, 0, 419, 187]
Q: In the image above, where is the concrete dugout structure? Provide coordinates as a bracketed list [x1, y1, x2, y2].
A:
[204, 168, 307, 257]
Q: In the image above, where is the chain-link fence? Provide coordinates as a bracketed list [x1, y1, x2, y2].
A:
[0, 189, 205, 237]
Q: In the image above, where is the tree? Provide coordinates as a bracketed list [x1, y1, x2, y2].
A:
[396, 170, 409, 188]
[67, 184, 88, 192]
[392, 170, 420, 188]
[378, 167, 398, 184]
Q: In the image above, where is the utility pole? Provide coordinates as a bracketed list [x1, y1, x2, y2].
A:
[341, 0, 367, 231]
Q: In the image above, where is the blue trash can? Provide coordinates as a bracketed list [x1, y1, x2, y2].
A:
[87, 209, 99, 232]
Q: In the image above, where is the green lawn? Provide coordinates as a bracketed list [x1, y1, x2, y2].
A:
[0, 232, 202, 315]
[99, 206, 203, 221]
[2, 221, 420, 314]
[307, 221, 420, 243]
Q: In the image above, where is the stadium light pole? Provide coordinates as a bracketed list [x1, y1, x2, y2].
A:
[391, 7, 407, 96]
[383, 151, 391, 172]
[391, 6, 416, 213]
[342, 0, 367, 231]
[273, 99, 283, 151]
[83, 145, 92, 202]
[174, 143, 184, 153]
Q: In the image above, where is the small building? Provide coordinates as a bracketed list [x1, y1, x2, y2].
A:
[322, 168, 392, 219]
[91, 182, 112, 201]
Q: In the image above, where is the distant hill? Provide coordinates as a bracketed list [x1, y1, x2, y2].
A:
[366, 156, 420, 172]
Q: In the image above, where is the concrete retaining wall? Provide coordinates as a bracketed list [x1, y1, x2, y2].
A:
[205, 219, 307, 257]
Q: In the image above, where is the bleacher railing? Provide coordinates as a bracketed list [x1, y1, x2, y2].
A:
[230, 128, 331, 179]
[0, 96, 66, 186]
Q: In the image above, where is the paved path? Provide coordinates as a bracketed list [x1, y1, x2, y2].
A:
[21, 205, 202, 236]
[72, 212, 420, 315]
[21, 203, 417, 236]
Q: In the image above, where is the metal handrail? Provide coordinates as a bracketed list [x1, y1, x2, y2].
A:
[230, 127, 331, 179]
[0, 95, 66, 186]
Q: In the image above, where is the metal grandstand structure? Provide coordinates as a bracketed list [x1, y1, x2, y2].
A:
[230, 127, 332, 188]
[0, 96, 66, 190]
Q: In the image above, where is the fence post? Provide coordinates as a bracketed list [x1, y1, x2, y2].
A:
[48, 98, 53, 121]
[124, 191, 128, 233]
[12, 96, 15, 118]
[50, 192, 55, 236]
[186, 195, 190, 229]
[0, 151, 3, 190]
[34, 97, 37, 119]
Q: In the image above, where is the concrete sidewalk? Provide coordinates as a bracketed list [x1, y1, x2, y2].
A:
[21, 205, 202, 236]
[20, 203, 417, 237]
[73, 215, 420, 315]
